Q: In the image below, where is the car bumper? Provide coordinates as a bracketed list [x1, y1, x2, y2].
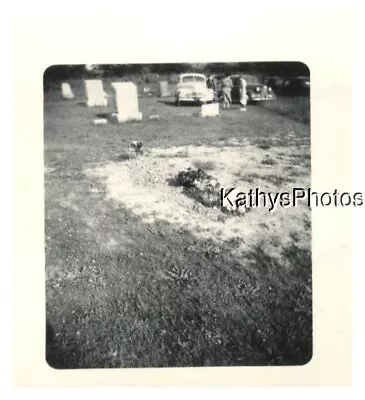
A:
[250, 94, 275, 101]
[177, 93, 214, 103]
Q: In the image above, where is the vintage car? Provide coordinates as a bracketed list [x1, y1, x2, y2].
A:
[264, 76, 286, 93]
[231, 74, 275, 103]
[214, 74, 275, 104]
[175, 73, 215, 105]
[281, 76, 310, 96]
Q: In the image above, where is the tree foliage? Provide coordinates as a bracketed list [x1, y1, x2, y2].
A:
[44, 62, 309, 85]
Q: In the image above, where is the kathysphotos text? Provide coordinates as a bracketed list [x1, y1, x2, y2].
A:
[220, 187, 364, 212]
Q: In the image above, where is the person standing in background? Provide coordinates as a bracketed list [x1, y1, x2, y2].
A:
[221, 74, 233, 110]
[207, 75, 217, 101]
[239, 77, 248, 111]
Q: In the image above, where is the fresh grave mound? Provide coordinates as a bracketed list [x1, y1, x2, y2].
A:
[85, 145, 311, 257]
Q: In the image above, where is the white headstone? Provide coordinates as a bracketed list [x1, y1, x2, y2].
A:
[111, 82, 142, 123]
[200, 103, 219, 117]
[159, 81, 170, 97]
[84, 79, 108, 107]
[61, 82, 75, 100]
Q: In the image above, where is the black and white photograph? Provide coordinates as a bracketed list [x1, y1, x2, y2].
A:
[43, 62, 312, 369]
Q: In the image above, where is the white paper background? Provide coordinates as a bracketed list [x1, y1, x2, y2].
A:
[7, 0, 364, 397]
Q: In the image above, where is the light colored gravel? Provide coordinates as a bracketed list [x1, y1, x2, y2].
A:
[85, 144, 311, 257]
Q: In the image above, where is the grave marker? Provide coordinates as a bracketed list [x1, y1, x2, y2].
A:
[159, 81, 170, 97]
[200, 102, 219, 117]
[61, 82, 75, 100]
[84, 79, 108, 107]
[111, 82, 142, 123]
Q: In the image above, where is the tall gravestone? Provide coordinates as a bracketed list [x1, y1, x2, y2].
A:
[159, 81, 170, 97]
[111, 82, 142, 122]
[61, 82, 75, 100]
[84, 79, 108, 107]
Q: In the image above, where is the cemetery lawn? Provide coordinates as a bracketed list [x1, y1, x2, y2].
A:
[45, 82, 312, 368]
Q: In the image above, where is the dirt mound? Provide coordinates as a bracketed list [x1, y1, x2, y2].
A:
[85, 144, 310, 258]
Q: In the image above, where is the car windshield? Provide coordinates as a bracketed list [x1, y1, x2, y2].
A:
[181, 75, 205, 83]
[241, 75, 261, 84]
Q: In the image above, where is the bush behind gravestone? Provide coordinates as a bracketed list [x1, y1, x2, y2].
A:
[169, 74, 179, 84]
[143, 73, 160, 84]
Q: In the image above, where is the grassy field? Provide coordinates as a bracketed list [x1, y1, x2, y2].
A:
[45, 79, 312, 368]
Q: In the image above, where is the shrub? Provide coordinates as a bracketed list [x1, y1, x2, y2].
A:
[171, 168, 221, 208]
[169, 74, 179, 84]
[143, 73, 160, 84]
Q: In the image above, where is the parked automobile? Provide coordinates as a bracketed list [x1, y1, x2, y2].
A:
[281, 76, 310, 96]
[264, 76, 285, 93]
[215, 74, 276, 104]
[175, 73, 215, 105]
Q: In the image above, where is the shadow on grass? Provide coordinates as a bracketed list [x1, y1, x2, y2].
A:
[45, 179, 312, 368]
[45, 223, 312, 368]
[95, 113, 110, 119]
[157, 99, 177, 106]
[157, 100, 203, 107]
